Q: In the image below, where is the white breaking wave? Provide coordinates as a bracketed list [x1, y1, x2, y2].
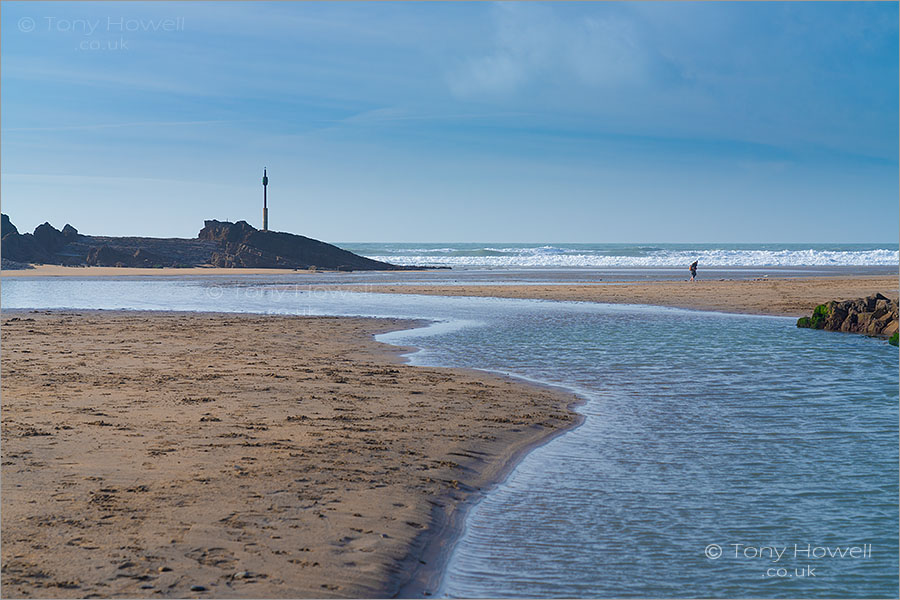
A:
[364, 249, 899, 268]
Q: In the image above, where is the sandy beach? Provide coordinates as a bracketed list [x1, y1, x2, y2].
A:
[2, 273, 896, 598]
[1, 311, 578, 598]
[343, 275, 899, 317]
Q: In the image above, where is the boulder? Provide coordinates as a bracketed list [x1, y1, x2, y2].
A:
[798, 294, 899, 341]
[823, 301, 847, 330]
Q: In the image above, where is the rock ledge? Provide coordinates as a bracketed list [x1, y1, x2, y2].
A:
[797, 294, 899, 345]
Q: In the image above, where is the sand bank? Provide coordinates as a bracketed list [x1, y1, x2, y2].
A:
[343, 276, 899, 317]
[1, 311, 578, 598]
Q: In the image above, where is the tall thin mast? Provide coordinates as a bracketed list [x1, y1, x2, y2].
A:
[262, 168, 268, 231]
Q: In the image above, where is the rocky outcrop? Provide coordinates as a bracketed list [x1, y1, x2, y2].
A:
[85, 245, 174, 268]
[1, 230, 52, 263]
[32, 223, 69, 254]
[2, 217, 80, 264]
[2, 213, 18, 237]
[1, 214, 426, 271]
[199, 220, 422, 271]
[0, 259, 33, 270]
[797, 294, 899, 344]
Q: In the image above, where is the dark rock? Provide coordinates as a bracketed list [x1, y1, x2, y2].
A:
[1, 232, 52, 263]
[85, 245, 130, 267]
[198, 220, 257, 245]
[882, 315, 899, 339]
[856, 311, 873, 333]
[0, 258, 34, 270]
[2, 215, 427, 271]
[86, 245, 173, 268]
[823, 301, 847, 330]
[797, 294, 899, 340]
[1, 216, 75, 264]
[200, 220, 423, 271]
[2, 213, 18, 237]
[33, 222, 68, 253]
[839, 312, 857, 332]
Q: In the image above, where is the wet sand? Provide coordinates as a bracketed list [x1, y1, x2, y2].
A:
[343, 275, 899, 317]
[1, 311, 579, 598]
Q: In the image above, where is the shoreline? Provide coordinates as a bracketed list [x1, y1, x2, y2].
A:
[1, 310, 579, 598]
[331, 275, 899, 317]
[396, 378, 586, 599]
[5, 268, 896, 319]
[350, 325, 589, 598]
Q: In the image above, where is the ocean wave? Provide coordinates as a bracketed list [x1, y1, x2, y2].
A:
[363, 248, 900, 268]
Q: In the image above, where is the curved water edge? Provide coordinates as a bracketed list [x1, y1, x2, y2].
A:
[2, 278, 897, 598]
[428, 320, 897, 598]
[378, 319, 603, 598]
[385, 367, 589, 598]
[1, 279, 595, 597]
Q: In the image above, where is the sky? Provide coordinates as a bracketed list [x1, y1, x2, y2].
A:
[1, 1, 897, 243]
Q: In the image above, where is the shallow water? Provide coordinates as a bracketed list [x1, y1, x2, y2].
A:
[3, 278, 897, 598]
[419, 307, 898, 598]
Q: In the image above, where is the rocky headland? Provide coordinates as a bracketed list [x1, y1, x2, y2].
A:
[797, 293, 899, 346]
[0, 214, 425, 271]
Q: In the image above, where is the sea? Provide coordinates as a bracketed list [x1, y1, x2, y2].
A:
[341, 242, 899, 269]
[2, 246, 898, 598]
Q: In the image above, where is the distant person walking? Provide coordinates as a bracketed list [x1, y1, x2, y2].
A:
[689, 260, 698, 282]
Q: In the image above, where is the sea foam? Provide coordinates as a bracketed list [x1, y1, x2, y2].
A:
[362, 247, 899, 268]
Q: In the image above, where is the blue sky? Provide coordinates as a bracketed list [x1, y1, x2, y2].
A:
[1, 1, 897, 242]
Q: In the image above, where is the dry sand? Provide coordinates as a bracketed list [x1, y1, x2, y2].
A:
[1, 311, 578, 598]
[345, 275, 899, 317]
